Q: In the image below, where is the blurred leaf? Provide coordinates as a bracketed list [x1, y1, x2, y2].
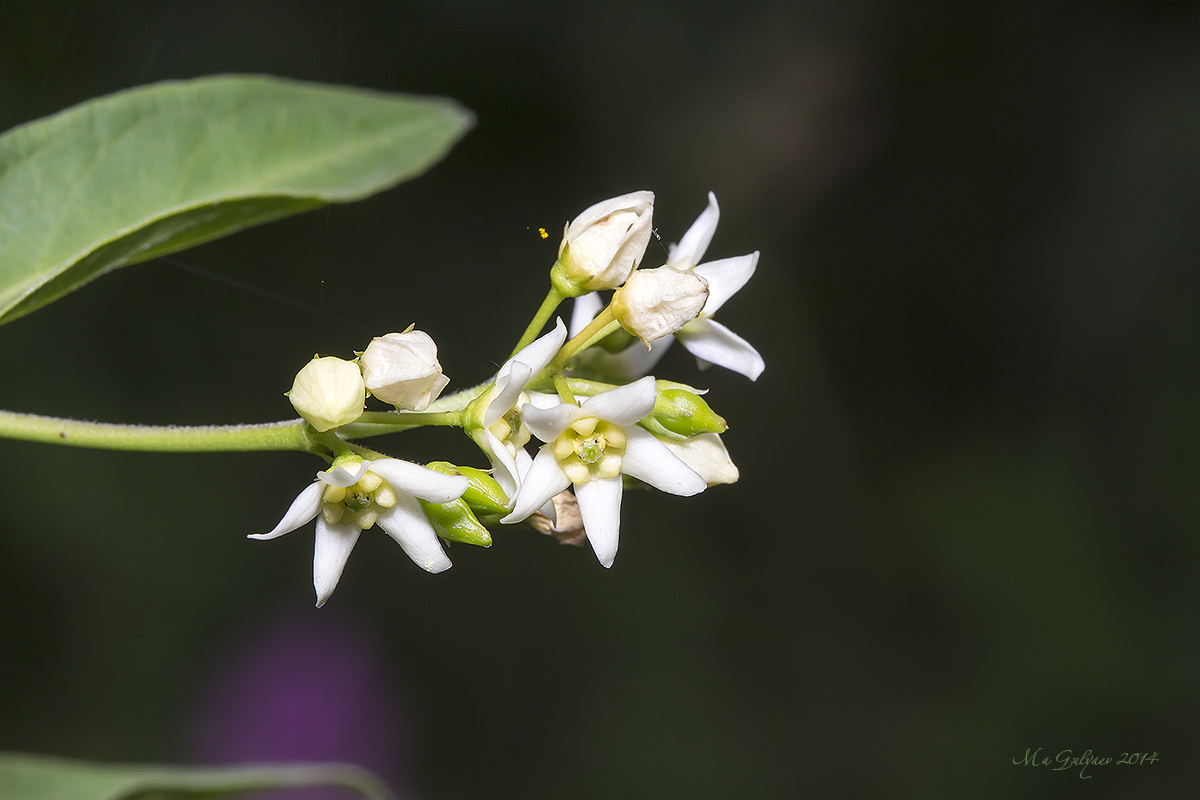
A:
[0, 752, 394, 800]
[0, 75, 474, 325]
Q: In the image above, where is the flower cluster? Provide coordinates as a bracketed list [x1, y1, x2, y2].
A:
[256, 191, 763, 605]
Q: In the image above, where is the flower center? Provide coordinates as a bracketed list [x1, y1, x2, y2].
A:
[551, 416, 626, 484]
[320, 470, 397, 530]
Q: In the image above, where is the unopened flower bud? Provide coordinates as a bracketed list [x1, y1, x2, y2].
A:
[289, 356, 366, 432]
[360, 330, 449, 411]
[649, 385, 727, 437]
[660, 432, 739, 486]
[551, 191, 654, 295]
[426, 461, 510, 516]
[611, 266, 709, 343]
[419, 497, 493, 547]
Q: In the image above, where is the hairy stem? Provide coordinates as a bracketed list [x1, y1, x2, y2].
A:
[0, 411, 321, 454]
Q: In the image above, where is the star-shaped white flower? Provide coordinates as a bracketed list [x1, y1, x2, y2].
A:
[500, 376, 706, 567]
[468, 318, 568, 501]
[569, 192, 763, 381]
[251, 458, 469, 606]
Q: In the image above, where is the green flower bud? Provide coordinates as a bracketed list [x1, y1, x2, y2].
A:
[419, 497, 492, 547]
[426, 461, 510, 516]
[648, 384, 727, 438]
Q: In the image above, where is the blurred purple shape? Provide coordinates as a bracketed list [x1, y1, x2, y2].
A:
[191, 615, 407, 800]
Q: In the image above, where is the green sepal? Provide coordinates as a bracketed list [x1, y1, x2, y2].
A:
[650, 383, 727, 437]
[419, 497, 493, 547]
[549, 249, 589, 298]
[426, 461, 509, 516]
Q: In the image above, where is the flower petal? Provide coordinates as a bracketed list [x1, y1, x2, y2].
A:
[318, 460, 371, 488]
[693, 252, 758, 316]
[523, 390, 562, 410]
[523, 399, 577, 443]
[570, 293, 604, 338]
[574, 476, 623, 568]
[502, 446, 571, 523]
[484, 429, 521, 500]
[565, 191, 655, 239]
[511, 316, 569, 375]
[668, 191, 719, 270]
[509, 448, 555, 519]
[366, 459, 468, 503]
[621, 426, 707, 496]
[376, 494, 452, 573]
[486, 362, 531, 427]
[677, 318, 765, 380]
[661, 432, 739, 486]
[579, 376, 657, 426]
[312, 517, 362, 607]
[249, 482, 324, 540]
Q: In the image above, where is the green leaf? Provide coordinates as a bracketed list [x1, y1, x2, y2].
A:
[0, 75, 474, 325]
[0, 752, 395, 800]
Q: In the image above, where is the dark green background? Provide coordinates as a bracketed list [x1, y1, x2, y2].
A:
[2, 1, 1198, 797]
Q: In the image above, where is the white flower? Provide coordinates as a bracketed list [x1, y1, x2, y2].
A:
[611, 266, 709, 343]
[660, 432, 739, 486]
[468, 319, 568, 501]
[289, 356, 366, 431]
[501, 376, 706, 568]
[569, 192, 763, 381]
[556, 191, 655, 292]
[250, 458, 469, 606]
[360, 329, 449, 411]
[668, 192, 763, 380]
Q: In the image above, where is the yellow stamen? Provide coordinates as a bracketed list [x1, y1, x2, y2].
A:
[570, 417, 598, 436]
[553, 435, 575, 461]
[598, 453, 623, 479]
[374, 486, 397, 508]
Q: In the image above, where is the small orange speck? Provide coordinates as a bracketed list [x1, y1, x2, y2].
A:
[538, 227, 549, 239]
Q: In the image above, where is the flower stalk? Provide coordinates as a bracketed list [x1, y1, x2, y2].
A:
[0, 410, 322, 454]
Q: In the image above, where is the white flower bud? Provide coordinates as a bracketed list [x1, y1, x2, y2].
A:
[661, 432, 739, 486]
[359, 330, 449, 411]
[289, 356, 366, 432]
[556, 191, 654, 292]
[611, 266, 709, 343]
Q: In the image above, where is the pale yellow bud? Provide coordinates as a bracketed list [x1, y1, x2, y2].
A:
[289, 356, 366, 432]
[611, 266, 710, 343]
[557, 191, 655, 291]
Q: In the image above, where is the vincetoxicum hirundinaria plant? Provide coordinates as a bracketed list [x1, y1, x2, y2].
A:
[0, 77, 763, 608]
[0, 73, 765, 800]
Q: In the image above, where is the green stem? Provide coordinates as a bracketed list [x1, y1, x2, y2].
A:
[355, 410, 463, 428]
[345, 441, 394, 462]
[553, 306, 619, 367]
[553, 373, 576, 404]
[0, 410, 321, 454]
[510, 286, 564, 357]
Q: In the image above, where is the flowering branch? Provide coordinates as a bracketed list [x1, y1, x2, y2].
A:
[1, 187, 763, 608]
